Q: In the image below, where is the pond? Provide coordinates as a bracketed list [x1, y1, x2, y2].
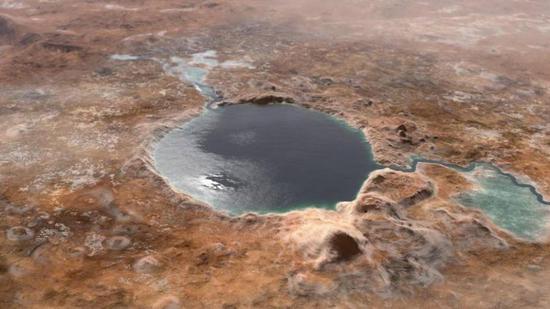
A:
[395, 158, 550, 241]
[455, 163, 549, 241]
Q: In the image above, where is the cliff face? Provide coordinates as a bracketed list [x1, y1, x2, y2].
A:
[283, 167, 510, 297]
[1, 0, 550, 308]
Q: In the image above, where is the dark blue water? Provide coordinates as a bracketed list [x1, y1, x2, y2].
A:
[153, 101, 550, 240]
[153, 103, 380, 214]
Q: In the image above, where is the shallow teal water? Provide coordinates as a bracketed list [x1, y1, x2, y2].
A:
[455, 164, 549, 240]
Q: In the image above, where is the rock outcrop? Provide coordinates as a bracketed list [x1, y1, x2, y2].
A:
[234, 91, 296, 105]
[284, 166, 510, 297]
[360, 168, 434, 207]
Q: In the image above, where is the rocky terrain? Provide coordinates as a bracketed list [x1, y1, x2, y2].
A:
[1, 0, 550, 308]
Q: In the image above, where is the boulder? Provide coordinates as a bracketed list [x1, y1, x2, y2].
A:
[133, 255, 161, 273]
[361, 169, 434, 207]
[105, 236, 131, 251]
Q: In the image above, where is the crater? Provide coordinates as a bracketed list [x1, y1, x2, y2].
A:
[153, 103, 380, 214]
[152, 102, 549, 241]
[329, 232, 362, 262]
